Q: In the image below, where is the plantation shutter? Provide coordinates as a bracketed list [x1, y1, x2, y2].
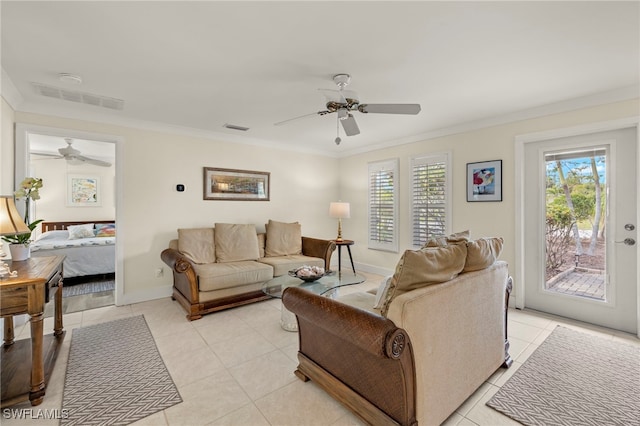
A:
[411, 154, 450, 247]
[368, 159, 399, 252]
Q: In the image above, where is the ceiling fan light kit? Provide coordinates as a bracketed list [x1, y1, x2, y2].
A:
[274, 73, 421, 144]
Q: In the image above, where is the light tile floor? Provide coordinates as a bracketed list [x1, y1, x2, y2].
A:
[4, 271, 639, 426]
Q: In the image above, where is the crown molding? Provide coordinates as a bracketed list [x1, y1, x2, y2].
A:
[339, 85, 639, 158]
[11, 85, 638, 159]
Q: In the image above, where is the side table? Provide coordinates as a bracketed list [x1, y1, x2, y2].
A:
[1, 255, 65, 407]
[332, 239, 356, 274]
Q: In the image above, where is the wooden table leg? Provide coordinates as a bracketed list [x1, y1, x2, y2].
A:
[28, 284, 45, 406]
[337, 246, 342, 272]
[3, 316, 14, 346]
[346, 245, 356, 274]
[53, 280, 63, 337]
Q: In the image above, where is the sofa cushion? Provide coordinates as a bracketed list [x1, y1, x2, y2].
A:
[463, 237, 504, 272]
[193, 261, 273, 292]
[381, 243, 467, 316]
[178, 228, 216, 264]
[257, 233, 266, 258]
[265, 220, 302, 257]
[257, 255, 324, 277]
[214, 223, 260, 263]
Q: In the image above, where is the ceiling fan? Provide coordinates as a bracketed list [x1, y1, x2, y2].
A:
[274, 74, 421, 144]
[32, 138, 112, 167]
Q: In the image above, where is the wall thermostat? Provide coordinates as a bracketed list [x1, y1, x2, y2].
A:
[176, 184, 185, 192]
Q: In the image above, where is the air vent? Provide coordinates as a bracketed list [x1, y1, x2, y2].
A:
[31, 82, 124, 110]
[223, 123, 249, 132]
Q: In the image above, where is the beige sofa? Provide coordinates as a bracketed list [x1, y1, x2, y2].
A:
[161, 221, 336, 320]
[282, 232, 512, 426]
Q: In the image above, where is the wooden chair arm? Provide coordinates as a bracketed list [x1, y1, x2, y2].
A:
[301, 237, 336, 271]
[161, 248, 199, 303]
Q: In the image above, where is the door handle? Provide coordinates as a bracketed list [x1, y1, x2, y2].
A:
[615, 238, 636, 246]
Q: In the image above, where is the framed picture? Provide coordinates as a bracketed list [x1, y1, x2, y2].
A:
[466, 160, 502, 202]
[203, 167, 270, 201]
[67, 175, 101, 206]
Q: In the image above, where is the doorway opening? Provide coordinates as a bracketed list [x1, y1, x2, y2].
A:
[544, 148, 606, 301]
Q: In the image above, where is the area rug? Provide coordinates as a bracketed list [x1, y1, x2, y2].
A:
[487, 326, 640, 426]
[63, 279, 115, 297]
[62, 315, 182, 425]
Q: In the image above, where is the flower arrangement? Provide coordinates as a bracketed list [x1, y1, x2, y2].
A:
[1, 177, 44, 246]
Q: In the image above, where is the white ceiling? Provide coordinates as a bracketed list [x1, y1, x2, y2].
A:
[2, 1, 638, 157]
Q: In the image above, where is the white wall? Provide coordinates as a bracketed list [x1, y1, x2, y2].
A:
[1, 98, 15, 194]
[339, 99, 640, 282]
[7, 111, 340, 304]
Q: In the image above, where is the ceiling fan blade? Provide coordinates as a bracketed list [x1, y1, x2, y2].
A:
[359, 104, 421, 115]
[274, 110, 331, 126]
[340, 114, 360, 136]
[77, 155, 112, 167]
[31, 151, 64, 159]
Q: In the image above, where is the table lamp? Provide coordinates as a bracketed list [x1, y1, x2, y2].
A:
[329, 201, 350, 241]
[0, 196, 29, 277]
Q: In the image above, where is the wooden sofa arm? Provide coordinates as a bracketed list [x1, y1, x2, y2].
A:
[301, 237, 336, 271]
[161, 248, 199, 304]
[283, 287, 417, 426]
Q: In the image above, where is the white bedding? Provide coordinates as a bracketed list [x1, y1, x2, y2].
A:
[30, 230, 116, 278]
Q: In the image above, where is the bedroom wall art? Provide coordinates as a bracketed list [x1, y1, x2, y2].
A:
[67, 175, 101, 206]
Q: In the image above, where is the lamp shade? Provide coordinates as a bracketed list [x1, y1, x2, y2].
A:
[329, 202, 350, 219]
[0, 196, 30, 236]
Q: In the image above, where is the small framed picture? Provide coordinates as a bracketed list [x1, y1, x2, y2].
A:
[67, 175, 101, 206]
[466, 160, 502, 202]
[203, 167, 270, 201]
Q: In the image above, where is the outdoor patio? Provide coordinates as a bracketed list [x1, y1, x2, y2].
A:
[546, 267, 606, 300]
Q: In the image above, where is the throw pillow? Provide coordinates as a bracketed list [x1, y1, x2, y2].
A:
[423, 230, 470, 248]
[373, 275, 393, 309]
[381, 243, 467, 316]
[463, 237, 504, 272]
[95, 223, 116, 237]
[178, 228, 216, 264]
[265, 220, 302, 257]
[67, 223, 95, 240]
[214, 223, 260, 263]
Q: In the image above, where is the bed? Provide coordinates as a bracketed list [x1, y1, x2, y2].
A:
[30, 221, 116, 278]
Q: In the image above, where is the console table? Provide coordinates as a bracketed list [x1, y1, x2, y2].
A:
[1, 256, 65, 407]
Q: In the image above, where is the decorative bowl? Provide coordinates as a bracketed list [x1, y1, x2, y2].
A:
[289, 266, 325, 282]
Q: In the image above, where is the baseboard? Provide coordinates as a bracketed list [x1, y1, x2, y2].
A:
[353, 262, 394, 278]
[117, 284, 173, 306]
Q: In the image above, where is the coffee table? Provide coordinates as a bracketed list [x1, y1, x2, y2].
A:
[262, 272, 366, 331]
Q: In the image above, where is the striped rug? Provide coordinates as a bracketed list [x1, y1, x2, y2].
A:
[62, 315, 182, 425]
[487, 326, 640, 426]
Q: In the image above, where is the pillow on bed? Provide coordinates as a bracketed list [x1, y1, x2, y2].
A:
[68, 223, 95, 240]
[95, 223, 116, 237]
[35, 230, 70, 242]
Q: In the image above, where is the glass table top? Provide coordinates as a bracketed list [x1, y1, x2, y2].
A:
[262, 272, 366, 299]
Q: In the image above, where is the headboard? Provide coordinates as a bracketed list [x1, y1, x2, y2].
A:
[41, 220, 115, 232]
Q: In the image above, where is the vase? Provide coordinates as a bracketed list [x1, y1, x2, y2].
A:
[9, 244, 30, 261]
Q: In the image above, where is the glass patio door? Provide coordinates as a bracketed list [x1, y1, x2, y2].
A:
[522, 128, 637, 334]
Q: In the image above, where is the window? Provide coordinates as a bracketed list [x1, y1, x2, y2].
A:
[411, 153, 450, 247]
[368, 159, 399, 252]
